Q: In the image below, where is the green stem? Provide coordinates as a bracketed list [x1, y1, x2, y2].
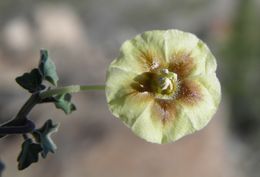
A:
[0, 85, 105, 137]
[40, 85, 105, 99]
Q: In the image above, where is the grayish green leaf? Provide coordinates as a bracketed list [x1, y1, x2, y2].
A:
[32, 119, 59, 158]
[54, 93, 76, 114]
[17, 139, 42, 170]
[39, 50, 59, 86]
[15, 69, 45, 93]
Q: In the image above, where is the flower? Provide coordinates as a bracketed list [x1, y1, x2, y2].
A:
[106, 30, 221, 144]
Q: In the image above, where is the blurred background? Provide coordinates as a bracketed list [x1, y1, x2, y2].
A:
[0, 0, 259, 176]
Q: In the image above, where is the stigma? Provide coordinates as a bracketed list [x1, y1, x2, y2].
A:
[156, 69, 178, 97]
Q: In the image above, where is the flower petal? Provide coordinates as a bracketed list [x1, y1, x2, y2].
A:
[163, 30, 200, 61]
[106, 66, 153, 126]
[131, 102, 163, 143]
[192, 73, 221, 109]
[115, 31, 168, 73]
[157, 74, 221, 143]
[176, 77, 220, 130]
[166, 30, 217, 78]
[161, 105, 196, 143]
[131, 99, 195, 144]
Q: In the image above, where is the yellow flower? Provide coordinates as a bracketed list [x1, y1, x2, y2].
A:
[106, 30, 221, 144]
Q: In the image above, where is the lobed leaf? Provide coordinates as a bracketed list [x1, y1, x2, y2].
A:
[39, 50, 59, 86]
[32, 119, 59, 158]
[54, 93, 76, 114]
[17, 139, 42, 170]
[15, 69, 45, 93]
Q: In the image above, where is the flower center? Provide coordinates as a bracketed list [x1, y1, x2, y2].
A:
[154, 69, 178, 97]
[132, 69, 179, 99]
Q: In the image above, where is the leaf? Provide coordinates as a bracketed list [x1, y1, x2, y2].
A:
[39, 50, 59, 86]
[17, 139, 43, 170]
[54, 93, 76, 114]
[15, 69, 45, 93]
[32, 119, 59, 158]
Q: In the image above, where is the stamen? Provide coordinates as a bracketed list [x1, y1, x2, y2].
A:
[161, 69, 169, 74]
[151, 61, 159, 70]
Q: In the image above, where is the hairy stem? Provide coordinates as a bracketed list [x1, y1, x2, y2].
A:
[40, 85, 105, 99]
[15, 94, 41, 122]
[0, 84, 105, 137]
[0, 94, 40, 137]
